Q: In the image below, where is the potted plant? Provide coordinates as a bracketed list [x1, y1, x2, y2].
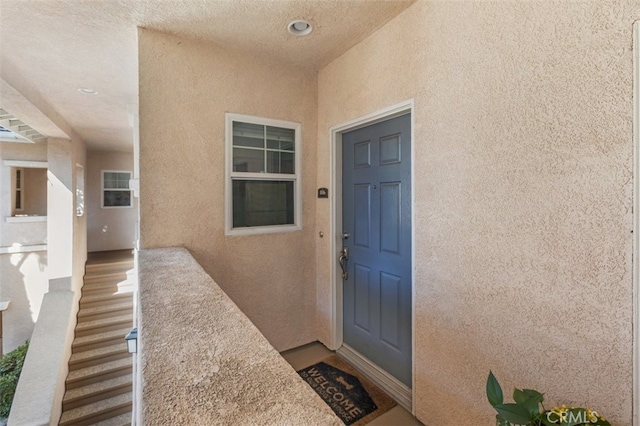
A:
[486, 371, 611, 426]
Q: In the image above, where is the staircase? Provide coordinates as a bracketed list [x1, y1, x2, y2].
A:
[59, 251, 135, 426]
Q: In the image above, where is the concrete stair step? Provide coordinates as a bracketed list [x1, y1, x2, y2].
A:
[83, 271, 129, 284]
[63, 375, 132, 411]
[73, 328, 132, 353]
[75, 314, 132, 337]
[92, 412, 132, 426]
[85, 260, 133, 274]
[81, 280, 129, 293]
[69, 342, 130, 371]
[66, 357, 132, 390]
[80, 292, 132, 309]
[81, 281, 122, 296]
[84, 268, 133, 280]
[77, 301, 133, 322]
[59, 392, 132, 426]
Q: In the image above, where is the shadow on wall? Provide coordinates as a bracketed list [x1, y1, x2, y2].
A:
[0, 251, 47, 354]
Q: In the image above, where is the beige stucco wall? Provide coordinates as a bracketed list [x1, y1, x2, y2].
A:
[47, 137, 83, 286]
[0, 142, 48, 353]
[71, 137, 88, 294]
[0, 252, 47, 353]
[138, 28, 318, 351]
[317, 1, 639, 424]
[87, 150, 137, 252]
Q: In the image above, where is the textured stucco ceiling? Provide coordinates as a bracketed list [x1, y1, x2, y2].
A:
[0, 0, 414, 152]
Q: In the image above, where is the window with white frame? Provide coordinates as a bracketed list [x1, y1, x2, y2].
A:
[102, 170, 132, 208]
[225, 113, 301, 235]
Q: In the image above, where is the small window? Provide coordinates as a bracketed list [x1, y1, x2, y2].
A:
[14, 168, 23, 212]
[102, 171, 132, 208]
[226, 114, 301, 235]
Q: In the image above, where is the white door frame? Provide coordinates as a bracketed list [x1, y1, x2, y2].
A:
[328, 99, 415, 413]
[632, 20, 640, 426]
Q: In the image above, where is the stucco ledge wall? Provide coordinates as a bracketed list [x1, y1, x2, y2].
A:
[137, 247, 340, 425]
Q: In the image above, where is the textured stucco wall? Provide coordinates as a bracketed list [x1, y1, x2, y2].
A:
[0, 142, 48, 353]
[87, 150, 137, 252]
[138, 248, 341, 425]
[0, 252, 47, 353]
[317, 1, 639, 425]
[72, 136, 88, 294]
[138, 29, 318, 351]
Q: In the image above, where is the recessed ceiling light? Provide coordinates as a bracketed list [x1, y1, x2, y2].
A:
[78, 87, 98, 95]
[288, 20, 313, 37]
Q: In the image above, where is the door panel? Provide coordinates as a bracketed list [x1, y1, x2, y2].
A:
[380, 271, 402, 349]
[342, 113, 412, 387]
[354, 141, 372, 168]
[354, 263, 372, 332]
[353, 185, 371, 248]
[380, 182, 401, 254]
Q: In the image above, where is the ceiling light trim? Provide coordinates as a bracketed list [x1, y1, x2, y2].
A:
[288, 19, 313, 37]
[78, 87, 98, 95]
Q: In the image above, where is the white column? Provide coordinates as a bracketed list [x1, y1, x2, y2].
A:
[47, 138, 73, 289]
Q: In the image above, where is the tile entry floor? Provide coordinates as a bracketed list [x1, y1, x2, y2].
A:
[281, 342, 423, 426]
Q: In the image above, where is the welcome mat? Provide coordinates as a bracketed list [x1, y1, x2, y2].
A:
[298, 355, 396, 425]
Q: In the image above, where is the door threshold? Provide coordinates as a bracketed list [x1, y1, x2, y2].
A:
[337, 344, 412, 412]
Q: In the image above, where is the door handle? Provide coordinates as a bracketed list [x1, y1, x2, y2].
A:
[339, 246, 349, 280]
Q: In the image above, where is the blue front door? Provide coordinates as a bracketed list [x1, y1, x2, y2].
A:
[342, 113, 412, 387]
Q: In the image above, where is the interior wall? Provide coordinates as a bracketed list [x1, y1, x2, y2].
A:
[87, 150, 137, 252]
[316, 1, 639, 425]
[138, 28, 318, 351]
[22, 168, 47, 216]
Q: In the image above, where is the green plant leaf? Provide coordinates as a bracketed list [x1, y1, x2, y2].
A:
[496, 414, 511, 426]
[512, 389, 541, 417]
[540, 414, 558, 426]
[521, 393, 543, 416]
[513, 388, 528, 404]
[494, 403, 533, 425]
[521, 389, 544, 401]
[487, 371, 504, 407]
[0, 341, 29, 417]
